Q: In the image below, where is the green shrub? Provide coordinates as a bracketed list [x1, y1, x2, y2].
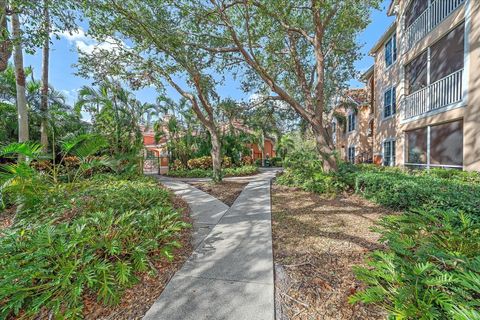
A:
[223, 165, 258, 177]
[0, 175, 189, 319]
[187, 156, 212, 170]
[355, 171, 480, 216]
[416, 168, 480, 184]
[277, 149, 353, 194]
[270, 157, 282, 167]
[166, 166, 258, 178]
[186, 156, 232, 170]
[166, 168, 212, 178]
[351, 207, 480, 319]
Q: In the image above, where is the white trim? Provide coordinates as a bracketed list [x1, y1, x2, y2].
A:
[382, 85, 397, 120]
[400, 101, 467, 124]
[404, 163, 463, 169]
[385, 32, 398, 69]
[463, 0, 471, 105]
[382, 138, 397, 167]
[427, 125, 431, 169]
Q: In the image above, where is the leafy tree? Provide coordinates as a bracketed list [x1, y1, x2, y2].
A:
[79, 0, 230, 181]
[2, 0, 79, 148]
[181, 0, 380, 171]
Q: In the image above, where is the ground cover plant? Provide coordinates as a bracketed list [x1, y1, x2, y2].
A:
[0, 142, 190, 319]
[275, 148, 480, 319]
[350, 207, 480, 319]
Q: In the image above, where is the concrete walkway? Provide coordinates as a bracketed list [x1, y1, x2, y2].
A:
[144, 176, 275, 320]
[158, 179, 229, 248]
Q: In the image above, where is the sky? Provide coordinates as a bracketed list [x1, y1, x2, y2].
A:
[23, 1, 395, 110]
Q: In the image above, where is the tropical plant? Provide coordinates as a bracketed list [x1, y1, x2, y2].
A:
[351, 207, 480, 320]
[76, 81, 144, 156]
[0, 175, 188, 319]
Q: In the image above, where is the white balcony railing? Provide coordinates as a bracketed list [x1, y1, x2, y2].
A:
[403, 68, 463, 120]
[404, 0, 466, 50]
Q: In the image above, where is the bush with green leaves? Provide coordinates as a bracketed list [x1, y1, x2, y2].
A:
[166, 165, 258, 179]
[355, 171, 480, 216]
[276, 149, 354, 194]
[0, 175, 188, 319]
[223, 165, 258, 177]
[350, 207, 480, 319]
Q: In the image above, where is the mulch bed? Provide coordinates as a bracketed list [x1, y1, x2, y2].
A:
[83, 191, 193, 320]
[272, 184, 392, 320]
[0, 206, 15, 234]
[190, 181, 248, 206]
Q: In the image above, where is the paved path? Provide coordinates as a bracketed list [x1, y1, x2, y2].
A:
[144, 174, 275, 320]
[158, 179, 229, 248]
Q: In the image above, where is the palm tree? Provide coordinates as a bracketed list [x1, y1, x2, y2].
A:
[0, 0, 11, 72]
[40, 0, 51, 151]
[10, 11, 29, 144]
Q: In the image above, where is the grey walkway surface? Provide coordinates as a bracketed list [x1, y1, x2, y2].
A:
[144, 173, 276, 320]
[159, 179, 229, 249]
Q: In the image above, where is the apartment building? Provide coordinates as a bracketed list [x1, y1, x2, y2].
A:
[370, 0, 480, 171]
[332, 87, 374, 164]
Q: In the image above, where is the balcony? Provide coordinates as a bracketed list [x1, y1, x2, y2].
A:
[403, 68, 464, 120]
[404, 0, 466, 51]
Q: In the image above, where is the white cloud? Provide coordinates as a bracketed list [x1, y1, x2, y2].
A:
[60, 28, 125, 55]
[59, 29, 89, 42]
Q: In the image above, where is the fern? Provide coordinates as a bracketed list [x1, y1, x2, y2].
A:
[351, 207, 480, 319]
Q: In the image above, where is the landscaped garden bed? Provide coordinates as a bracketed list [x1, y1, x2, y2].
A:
[275, 152, 480, 319]
[0, 174, 192, 319]
[190, 181, 248, 206]
[271, 184, 390, 320]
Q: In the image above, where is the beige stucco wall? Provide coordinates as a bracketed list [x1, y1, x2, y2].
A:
[372, 26, 401, 163]
[464, 0, 480, 171]
[372, 0, 479, 170]
[333, 104, 373, 162]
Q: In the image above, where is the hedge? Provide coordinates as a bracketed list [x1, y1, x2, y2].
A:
[355, 171, 480, 216]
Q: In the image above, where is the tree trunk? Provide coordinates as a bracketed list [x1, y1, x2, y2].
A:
[0, 0, 11, 72]
[312, 123, 337, 172]
[11, 13, 29, 144]
[209, 129, 222, 182]
[40, 0, 50, 151]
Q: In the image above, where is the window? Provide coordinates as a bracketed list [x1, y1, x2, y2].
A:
[405, 50, 428, 95]
[385, 33, 397, 67]
[430, 121, 463, 166]
[406, 127, 428, 165]
[404, 0, 429, 29]
[430, 22, 465, 83]
[383, 140, 396, 166]
[347, 112, 356, 132]
[383, 87, 396, 118]
[347, 146, 355, 164]
[405, 120, 463, 168]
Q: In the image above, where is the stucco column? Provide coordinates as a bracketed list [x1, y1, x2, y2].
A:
[464, 0, 480, 171]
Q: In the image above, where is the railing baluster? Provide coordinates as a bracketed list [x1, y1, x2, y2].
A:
[403, 69, 464, 120]
[404, 0, 465, 51]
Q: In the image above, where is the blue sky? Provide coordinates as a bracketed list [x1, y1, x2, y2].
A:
[23, 1, 394, 108]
